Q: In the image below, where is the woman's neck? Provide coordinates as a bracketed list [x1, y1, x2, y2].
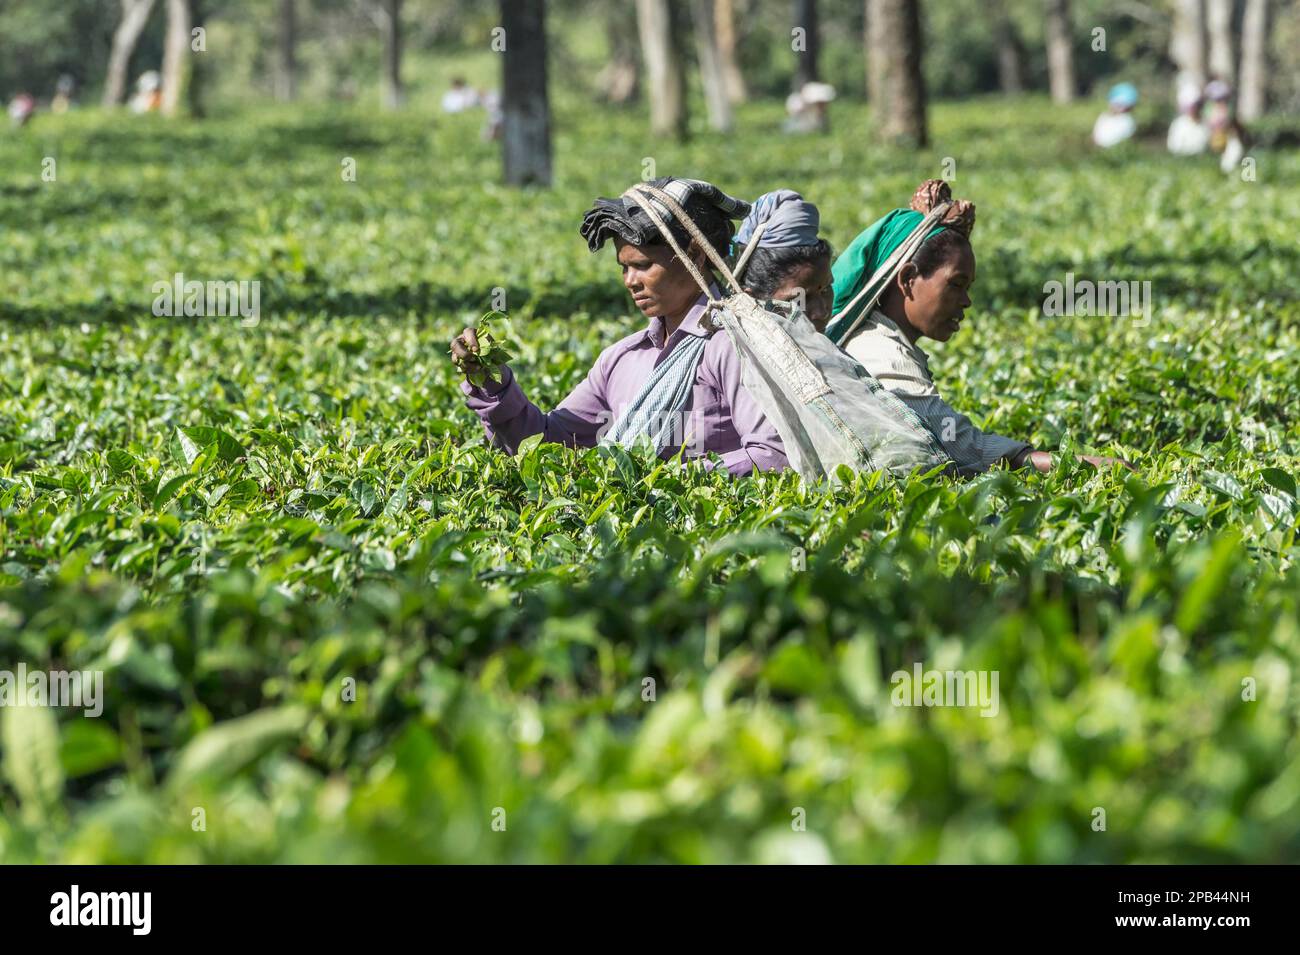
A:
[661, 292, 703, 342]
[662, 312, 687, 339]
[880, 294, 923, 345]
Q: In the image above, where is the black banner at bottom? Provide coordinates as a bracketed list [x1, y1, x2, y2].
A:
[0, 863, 1284, 941]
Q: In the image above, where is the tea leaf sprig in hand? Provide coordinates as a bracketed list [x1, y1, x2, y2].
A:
[453, 311, 517, 387]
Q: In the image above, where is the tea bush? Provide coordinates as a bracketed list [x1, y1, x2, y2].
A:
[1, 98, 1297, 862]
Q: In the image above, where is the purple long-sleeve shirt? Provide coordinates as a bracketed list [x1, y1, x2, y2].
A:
[460, 292, 788, 476]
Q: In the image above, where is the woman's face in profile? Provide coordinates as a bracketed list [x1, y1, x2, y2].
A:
[899, 243, 976, 343]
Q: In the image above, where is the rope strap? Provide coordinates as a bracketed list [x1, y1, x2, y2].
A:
[732, 222, 768, 282]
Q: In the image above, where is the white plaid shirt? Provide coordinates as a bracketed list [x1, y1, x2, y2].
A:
[843, 311, 1030, 474]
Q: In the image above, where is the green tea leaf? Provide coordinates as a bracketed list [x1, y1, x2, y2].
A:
[179, 427, 245, 464]
[166, 706, 310, 793]
[2, 702, 64, 821]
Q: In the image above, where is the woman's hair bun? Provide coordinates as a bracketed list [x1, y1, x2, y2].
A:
[909, 178, 975, 237]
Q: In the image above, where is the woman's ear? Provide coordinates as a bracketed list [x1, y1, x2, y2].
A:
[897, 263, 918, 299]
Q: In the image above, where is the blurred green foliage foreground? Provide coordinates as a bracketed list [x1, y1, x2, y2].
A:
[1, 98, 1298, 862]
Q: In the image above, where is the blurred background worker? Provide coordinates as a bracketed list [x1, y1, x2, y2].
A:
[440, 76, 479, 114]
[51, 74, 76, 114]
[1204, 78, 1249, 174]
[1092, 82, 1138, 148]
[1167, 79, 1208, 156]
[7, 90, 34, 127]
[129, 70, 162, 113]
[480, 88, 502, 142]
[783, 81, 835, 134]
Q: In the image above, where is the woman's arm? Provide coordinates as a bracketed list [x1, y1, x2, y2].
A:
[453, 328, 612, 454]
[892, 390, 1031, 476]
[1010, 447, 1134, 473]
[1010, 447, 1053, 473]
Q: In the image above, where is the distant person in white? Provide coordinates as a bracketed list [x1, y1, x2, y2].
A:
[1092, 82, 1138, 149]
[1167, 81, 1209, 156]
[783, 82, 835, 134]
[441, 77, 479, 114]
[129, 70, 162, 114]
